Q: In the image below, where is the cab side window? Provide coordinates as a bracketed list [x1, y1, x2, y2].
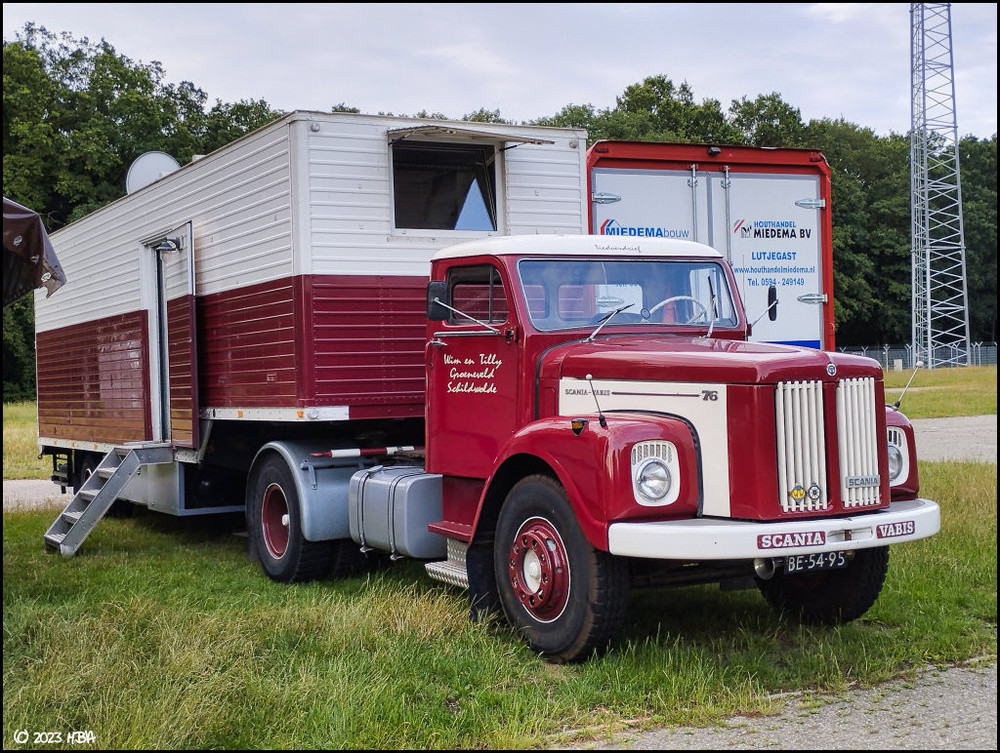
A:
[450, 265, 509, 323]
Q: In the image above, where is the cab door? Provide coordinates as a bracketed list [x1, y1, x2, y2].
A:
[425, 263, 519, 479]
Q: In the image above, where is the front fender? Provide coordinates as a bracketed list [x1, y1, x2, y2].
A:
[486, 413, 700, 551]
[885, 407, 919, 499]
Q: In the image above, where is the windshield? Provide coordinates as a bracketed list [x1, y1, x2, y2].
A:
[517, 258, 739, 332]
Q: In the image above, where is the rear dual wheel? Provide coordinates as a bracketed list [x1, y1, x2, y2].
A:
[247, 454, 368, 583]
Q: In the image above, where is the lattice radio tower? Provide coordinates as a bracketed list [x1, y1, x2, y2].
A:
[910, 3, 971, 367]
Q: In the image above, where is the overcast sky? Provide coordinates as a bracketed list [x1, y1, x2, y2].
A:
[3, 3, 997, 139]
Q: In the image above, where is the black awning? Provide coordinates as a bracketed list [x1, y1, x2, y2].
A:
[3, 197, 66, 307]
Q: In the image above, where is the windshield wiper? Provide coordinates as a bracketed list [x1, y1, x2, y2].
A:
[430, 297, 501, 334]
[586, 303, 634, 342]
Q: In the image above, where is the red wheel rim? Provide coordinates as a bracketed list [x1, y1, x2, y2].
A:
[506, 516, 570, 622]
[261, 483, 289, 559]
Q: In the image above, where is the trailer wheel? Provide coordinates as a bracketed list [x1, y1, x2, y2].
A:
[756, 546, 890, 624]
[247, 454, 335, 583]
[494, 474, 629, 663]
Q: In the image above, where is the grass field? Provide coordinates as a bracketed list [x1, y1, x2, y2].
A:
[2, 401, 49, 480]
[883, 364, 997, 418]
[2, 461, 995, 749]
[2, 365, 996, 749]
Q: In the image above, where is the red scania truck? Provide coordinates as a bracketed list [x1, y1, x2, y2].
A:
[37, 112, 939, 662]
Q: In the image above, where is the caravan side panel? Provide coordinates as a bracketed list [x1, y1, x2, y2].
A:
[36, 312, 152, 443]
[36, 112, 591, 446]
[197, 277, 299, 407]
[36, 117, 297, 445]
[308, 274, 428, 419]
[298, 116, 588, 277]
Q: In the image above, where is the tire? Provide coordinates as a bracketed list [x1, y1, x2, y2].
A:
[247, 454, 336, 583]
[494, 474, 629, 663]
[73, 454, 98, 494]
[756, 546, 890, 624]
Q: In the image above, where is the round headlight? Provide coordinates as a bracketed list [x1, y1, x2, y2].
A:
[887, 443, 904, 482]
[636, 458, 672, 503]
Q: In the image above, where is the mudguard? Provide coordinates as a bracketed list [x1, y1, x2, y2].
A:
[483, 413, 700, 550]
[249, 441, 367, 542]
[885, 407, 920, 499]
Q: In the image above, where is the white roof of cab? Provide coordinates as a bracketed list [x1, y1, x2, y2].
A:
[432, 234, 724, 260]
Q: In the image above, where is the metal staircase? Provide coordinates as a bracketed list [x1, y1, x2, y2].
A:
[43, 444, 174, 556]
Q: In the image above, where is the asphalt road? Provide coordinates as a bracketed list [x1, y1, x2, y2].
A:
[552, 662, 997, 751]
[908, 414, 997, 463]
[4, 415, 997, 750]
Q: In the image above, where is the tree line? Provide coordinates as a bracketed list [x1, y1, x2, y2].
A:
[3, 24, 996, 400]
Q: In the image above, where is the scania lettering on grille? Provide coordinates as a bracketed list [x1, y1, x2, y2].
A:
[876, 520, 915, 539]
[758, 531, 826, 549]
[846, 475, 880, 488]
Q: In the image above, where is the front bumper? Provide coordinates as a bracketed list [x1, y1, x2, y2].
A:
[607, 498, 940, 560]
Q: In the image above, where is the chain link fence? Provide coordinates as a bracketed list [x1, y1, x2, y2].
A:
[836, 343, 998, 371]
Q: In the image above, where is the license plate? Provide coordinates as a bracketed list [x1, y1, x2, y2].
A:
[784, 551, 848, 574]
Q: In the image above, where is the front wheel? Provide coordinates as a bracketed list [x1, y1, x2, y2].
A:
[494, 474, 629, 663]
[756, 546, 890, 624]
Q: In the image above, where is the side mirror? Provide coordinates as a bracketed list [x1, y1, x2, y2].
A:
[427, 280, 450, 321]
[767, 285, 778, 321]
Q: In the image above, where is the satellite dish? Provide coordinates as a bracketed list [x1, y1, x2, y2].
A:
[126, 151, 181, 194]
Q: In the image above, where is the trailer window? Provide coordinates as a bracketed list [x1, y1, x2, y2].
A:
[392, 142, 497, 231]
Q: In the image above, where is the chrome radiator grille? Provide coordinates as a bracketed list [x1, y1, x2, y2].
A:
[775, 380, 828, 512]
[774, 377, 882, 513]
[836, 377, 881, 508]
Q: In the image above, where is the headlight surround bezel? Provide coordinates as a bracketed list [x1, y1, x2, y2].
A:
[886, 426, 910, 486]
[630, 440, 681, 506]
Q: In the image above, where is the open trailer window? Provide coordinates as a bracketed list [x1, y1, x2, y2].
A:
[391, 142, 497, 231]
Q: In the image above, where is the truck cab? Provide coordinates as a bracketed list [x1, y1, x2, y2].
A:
[413, 235, 938, 662]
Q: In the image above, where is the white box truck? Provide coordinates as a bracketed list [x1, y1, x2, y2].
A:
[587, 141, 836, 350]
